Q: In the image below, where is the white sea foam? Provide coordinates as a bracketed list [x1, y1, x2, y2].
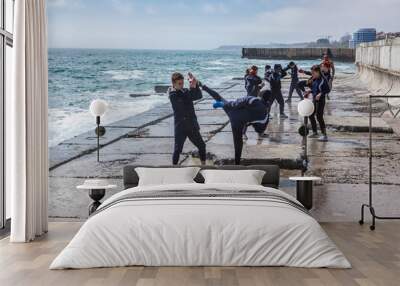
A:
[104, 70, 145, 81]
[49, 94, 169, 147]
[201, 66, 225, 71]
[207, 60, 231, 66]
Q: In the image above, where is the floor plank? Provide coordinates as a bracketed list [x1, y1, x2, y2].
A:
[1, 222, 400, 286]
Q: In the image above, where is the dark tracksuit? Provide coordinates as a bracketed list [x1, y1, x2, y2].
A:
[309, 77, 330, 135]
[265, 70, 287, 114]
[169, 86, 206, 165]
[322, 71, 332, 94]
[202, 85, 270, 165]
[245, 74, 263, 97]
[284, 65, 303, 100]
[297, 70, 313, 94]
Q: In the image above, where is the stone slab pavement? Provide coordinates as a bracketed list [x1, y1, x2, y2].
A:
[49, 73, 400, 221]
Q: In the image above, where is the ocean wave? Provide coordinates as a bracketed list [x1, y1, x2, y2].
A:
[50, 67, 68, 73]
[104, 70, 145, 81]
[207, 60, 231, 66]
[48, 94, 169, 147]
[93, 60, 113, 65]
[201, 66, 225, 71]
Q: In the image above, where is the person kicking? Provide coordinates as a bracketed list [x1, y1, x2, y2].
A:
[199, 83, 270, 165]
[169, 72, 206, 165]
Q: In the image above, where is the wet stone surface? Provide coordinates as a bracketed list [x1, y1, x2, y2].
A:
[49, 75, 400, 220]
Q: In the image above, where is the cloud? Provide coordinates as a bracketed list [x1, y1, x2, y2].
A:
[47, 0, 400, 49]
[47, 0, 82, 9]
[111, 0, 134, 15]
[251, 0, 400, 42]
[47, 0, 65, 7]
[145, 6, 158, 15]
[202, 3, 228, 14]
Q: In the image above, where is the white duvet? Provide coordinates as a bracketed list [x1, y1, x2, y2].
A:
[50, 183, 351, 269]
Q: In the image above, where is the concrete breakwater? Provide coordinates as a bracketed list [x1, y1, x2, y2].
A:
[242, 48, 355, 61]
[356, 38, 400, 98]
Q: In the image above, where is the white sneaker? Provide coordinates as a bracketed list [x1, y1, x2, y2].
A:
[308, 133, 319, 138]
[318, 135, 328, 142]
[280, 113, 288, 119]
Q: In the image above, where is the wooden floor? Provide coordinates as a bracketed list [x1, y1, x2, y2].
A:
[1, 222, 399, 286]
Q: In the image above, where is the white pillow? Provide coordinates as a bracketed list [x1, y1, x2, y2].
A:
[200, 169, 266, 185]
[135, 167, 200, 186]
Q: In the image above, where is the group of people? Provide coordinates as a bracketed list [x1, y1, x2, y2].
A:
[168, 52, 335, 166]
[244, 52, 335, 141]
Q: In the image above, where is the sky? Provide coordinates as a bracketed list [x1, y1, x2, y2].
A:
[47, 0, 400, 50]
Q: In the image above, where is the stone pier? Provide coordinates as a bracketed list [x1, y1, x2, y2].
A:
[49, 73, 400, 222]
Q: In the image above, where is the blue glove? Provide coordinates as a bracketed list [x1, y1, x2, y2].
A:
[213, 101, 224, 109]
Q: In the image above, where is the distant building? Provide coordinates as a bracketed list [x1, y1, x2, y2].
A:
[376, 31, 400, 40]
[340, 33, 352, 44]
[349, 28, 376, 48]
[316, 38, 330, 46]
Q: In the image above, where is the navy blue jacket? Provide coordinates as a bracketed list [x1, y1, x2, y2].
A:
[224, 96, 269, 133]
[202, 85, 270, 134]
[284, 65, 299, 81]
[265, 70, 287, 92]
[311, 77, 330, 99]
[245, 74, 262, 97]
[169, 87, 203, 131]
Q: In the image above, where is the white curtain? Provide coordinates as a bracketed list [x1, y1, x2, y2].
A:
[9, 0, 49, 242]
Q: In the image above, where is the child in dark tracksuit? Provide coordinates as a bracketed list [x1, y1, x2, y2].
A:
[169, 73, 206, 165]
[265, 64, 288, 119]
[304, 66, 331, 142]
[201, 84, 270, 165]
[245, 66, 263, 97]
[283, 61, 303, 102]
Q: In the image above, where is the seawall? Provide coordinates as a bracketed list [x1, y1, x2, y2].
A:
[242, 48, 355, 61]
[356, 38, 400, 97]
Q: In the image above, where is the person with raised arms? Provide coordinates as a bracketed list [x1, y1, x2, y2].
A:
[168, 72, 206, 165]
[283, 61, 303, 102]
[265, 64, 288, 119]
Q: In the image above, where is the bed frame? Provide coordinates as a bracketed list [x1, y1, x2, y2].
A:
[123, 165, 280, 189]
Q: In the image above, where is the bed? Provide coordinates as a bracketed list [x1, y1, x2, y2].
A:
[50, 165, 350, 269]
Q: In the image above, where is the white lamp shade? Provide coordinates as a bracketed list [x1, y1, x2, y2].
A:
[90, 99, 108, 117]
[298, 99, 315, 117]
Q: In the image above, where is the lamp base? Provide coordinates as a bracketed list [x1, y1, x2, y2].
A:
[95, 126, 106, 137]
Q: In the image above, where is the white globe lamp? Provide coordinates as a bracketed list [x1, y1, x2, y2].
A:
[298, 99, 315, 117]
[297, 99, 314, 176]
[90, 99, 108, 117]
[89, 99, 108, 162]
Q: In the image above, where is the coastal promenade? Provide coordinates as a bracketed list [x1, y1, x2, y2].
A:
[49, 73, 400, 222]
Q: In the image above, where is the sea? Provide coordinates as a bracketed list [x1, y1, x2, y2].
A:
[48, 48, 355, 147]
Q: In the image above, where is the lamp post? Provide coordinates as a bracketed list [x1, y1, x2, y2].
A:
[89, 99, 108, 162]
[297, 99, 315, 176]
